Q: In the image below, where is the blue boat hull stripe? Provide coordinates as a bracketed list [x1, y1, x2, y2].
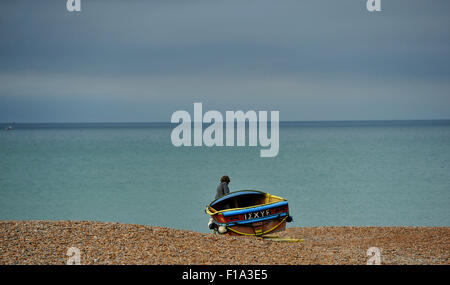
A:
[222, 201, 288, 217]
[226, 212, 288, 226]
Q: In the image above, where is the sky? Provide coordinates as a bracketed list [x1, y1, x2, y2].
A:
[0, 0, 449, 122]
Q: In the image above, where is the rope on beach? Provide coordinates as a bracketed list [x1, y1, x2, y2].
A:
[261, 235, 304, 242]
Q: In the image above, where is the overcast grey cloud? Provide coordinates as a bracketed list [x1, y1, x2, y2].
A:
[0, 0, 449, 122]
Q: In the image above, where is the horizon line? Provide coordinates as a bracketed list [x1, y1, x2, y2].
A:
[2, 119, 450, 124]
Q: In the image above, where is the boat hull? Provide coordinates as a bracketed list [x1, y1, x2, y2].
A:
[206, 190, 292, 236]
[225, 218, 287, 236]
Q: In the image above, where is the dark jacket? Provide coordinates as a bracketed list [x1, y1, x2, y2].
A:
[215, 182, 230, 199]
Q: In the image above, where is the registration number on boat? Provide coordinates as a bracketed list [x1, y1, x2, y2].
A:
[243, 209, 270, 220]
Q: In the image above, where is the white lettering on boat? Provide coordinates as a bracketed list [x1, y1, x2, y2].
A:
[244, 209, 271, 220]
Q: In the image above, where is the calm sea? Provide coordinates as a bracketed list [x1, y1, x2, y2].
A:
[0, 121, 449, 232]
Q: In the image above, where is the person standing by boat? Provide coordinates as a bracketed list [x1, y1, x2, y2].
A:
[208, 175, 231, 231]
[215, 175, 231, 199]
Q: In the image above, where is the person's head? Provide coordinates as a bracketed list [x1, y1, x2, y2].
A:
[220, 175, 230, 184]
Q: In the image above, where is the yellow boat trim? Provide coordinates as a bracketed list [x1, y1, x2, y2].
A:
[226, 216, 288, 236]
[206, 202, 284, 216]
[206, 193, 286, 216]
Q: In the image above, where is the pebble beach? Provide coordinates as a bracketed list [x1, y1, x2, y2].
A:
[0, 220, 448, 265]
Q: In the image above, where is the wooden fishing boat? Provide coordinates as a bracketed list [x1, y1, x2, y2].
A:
[205, 190, 293, 236]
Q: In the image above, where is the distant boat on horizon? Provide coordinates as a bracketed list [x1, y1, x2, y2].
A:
[5, 125, 14, 131]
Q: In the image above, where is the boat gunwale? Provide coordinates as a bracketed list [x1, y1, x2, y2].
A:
[209, 189, 267, 206]
[222, 200, 288, 217]
[206, 190, 287, 216]
[226, 212, 289, 226]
